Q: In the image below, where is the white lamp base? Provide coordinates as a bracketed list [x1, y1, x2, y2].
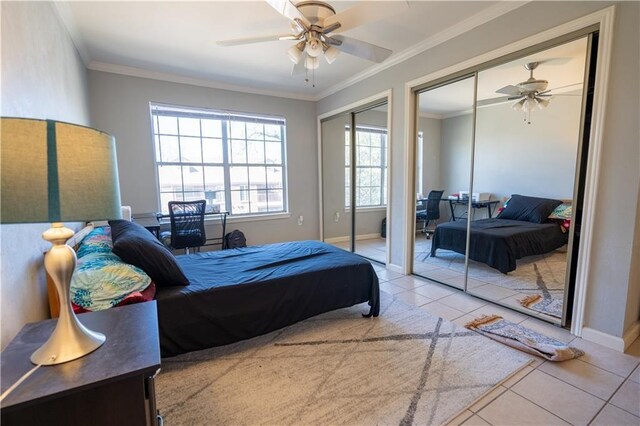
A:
[31, 223, 106, 365]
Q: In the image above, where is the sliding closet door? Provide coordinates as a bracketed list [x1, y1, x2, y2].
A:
[412, 76, 476, 290]
[321, 113, 352, 252]
[353, 103, 388, 263]
[466, 37, 589, 323]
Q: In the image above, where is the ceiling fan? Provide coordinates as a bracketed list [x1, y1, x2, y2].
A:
[496, 62, 553, 114]
[217, 0, 400, 81]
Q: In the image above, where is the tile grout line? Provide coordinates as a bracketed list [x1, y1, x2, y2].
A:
[586, 368, 640, 424]
[475, 387, 573, 426]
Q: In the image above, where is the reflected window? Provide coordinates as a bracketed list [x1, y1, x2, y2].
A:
[344, 125, 388, 208]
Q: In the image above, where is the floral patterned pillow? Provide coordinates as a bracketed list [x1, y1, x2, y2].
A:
[70, 251, 152, 312]
[76, 226, 113, 258]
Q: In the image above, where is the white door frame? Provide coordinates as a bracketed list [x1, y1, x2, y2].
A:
[403, 6, 615, 337]
[318, 89, 393, 265]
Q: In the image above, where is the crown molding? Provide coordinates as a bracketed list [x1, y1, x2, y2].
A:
[315, 1, 530, 101]
[87, 61, 317, 102]
[51, 1, 91, 66]
[58, 1, 529, 103]
[418, 112, 443, 120]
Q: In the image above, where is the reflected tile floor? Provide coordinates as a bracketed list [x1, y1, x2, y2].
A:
[335, 235, 567, 322]
[369, 263, 640, 426]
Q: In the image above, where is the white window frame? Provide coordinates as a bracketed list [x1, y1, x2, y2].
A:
[150, 103, 288, 217]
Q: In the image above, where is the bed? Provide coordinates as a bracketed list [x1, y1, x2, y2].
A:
[157, 241, 379, 356]
[59, 222, 379, 358]
[430, 194, 569, 274]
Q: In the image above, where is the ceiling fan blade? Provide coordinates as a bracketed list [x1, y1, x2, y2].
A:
[217, 34, 294, 46]
[507, 96, 524, 100]
[496, 85, 522, 96]
[329, 35, 392, 63]
[265, 0, 309, 27]
[323, 2, 407, 34]
[476, 96, 512, 107]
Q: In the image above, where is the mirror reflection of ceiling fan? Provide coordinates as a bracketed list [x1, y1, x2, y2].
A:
[497, 62, 552, 112]
[217, 0, 401, 83]
[496, 62, 581, 123]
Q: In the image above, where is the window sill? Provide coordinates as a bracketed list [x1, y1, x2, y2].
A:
[206, 212, 291, 224]
[344, 206, 387, 213]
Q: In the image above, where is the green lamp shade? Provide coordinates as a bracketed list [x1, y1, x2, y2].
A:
[1, 118, 122, 223]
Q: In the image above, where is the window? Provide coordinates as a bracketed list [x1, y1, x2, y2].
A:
[345, 125, 388, 208]
[151, 103, 287, 216]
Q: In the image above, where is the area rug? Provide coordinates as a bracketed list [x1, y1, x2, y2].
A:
[156, 292, 531, 425]
[465, 315, 583, 362]
[519, 294, 563, 318]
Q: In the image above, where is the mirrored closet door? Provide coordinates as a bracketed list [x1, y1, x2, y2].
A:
[412, 76, 476, 290]
[411, 32, 595, 325]
[321, 100, 389, 264]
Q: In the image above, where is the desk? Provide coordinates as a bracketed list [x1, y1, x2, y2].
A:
[156, 211, 229, 249]
[448, 199, 500, 221]
[133, 216, 161, 238]
[1, 303, 161, 426]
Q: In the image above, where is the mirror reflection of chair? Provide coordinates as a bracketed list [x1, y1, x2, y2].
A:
[416, 190, 444, 239]
[168, 200, 207, 254]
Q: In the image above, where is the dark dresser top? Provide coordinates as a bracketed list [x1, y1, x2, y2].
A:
[1, 301, 161, 410]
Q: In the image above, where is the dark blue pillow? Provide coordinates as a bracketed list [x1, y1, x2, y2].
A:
[109, 220, 189, 287]
[498, 194, 562, 224]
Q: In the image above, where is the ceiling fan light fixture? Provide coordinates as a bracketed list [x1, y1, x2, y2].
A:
[305, 55, 319, 70]
[287, 41, 305, 64]
[324, 45, 339, 64]
[523, 97, 538, 112]
[537, 98, 550, 109]
[305, 39, 322, 58]
[512, 99, 525, 111]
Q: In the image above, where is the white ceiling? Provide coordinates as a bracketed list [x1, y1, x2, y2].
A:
[419, 37, 589, 116]
[54, 1, 519, 100]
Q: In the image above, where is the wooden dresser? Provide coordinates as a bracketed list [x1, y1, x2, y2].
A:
[1, 302, 161, 426]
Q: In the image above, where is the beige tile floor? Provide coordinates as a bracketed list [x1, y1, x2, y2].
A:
[369, 262, 640, 426]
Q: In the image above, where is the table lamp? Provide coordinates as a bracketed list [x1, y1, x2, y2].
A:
[1, 118, 122, 365]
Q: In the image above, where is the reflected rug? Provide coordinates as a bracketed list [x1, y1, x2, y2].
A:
[519, 294, 563, 318]
[156, 292, 531, 425]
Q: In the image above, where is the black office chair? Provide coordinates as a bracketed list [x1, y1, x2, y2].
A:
[416, 190, 444, 239]
[168, 200, 207, 254]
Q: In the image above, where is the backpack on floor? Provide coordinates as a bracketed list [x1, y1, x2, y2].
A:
[224, 229, 247, 249]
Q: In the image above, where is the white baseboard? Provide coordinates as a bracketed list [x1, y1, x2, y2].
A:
[581, 321, 640, 352]
[623, 321, 640, 350]
[386, 263, 405, 274]
[324, 233, 382, 244]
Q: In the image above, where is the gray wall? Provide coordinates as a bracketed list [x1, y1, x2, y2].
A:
[322, 109, 387, 240]
[88, 71, 319, 246]
[1, 1, 90, 348]
[474, 97, 581, 201]
[317, 1, 640, 338]
[436, 95, 582, 208]
[440, 114, 473, 200]
[417, 116, 441, 197]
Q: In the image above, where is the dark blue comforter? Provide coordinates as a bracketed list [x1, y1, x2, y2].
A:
[156, 240, 379, 356]
[431, 219, 568, 274]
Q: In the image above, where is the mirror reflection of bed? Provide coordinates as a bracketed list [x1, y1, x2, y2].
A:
[413, 36, 588, 324]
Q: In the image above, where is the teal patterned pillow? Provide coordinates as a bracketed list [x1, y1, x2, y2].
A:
[76, 227, 113, 258]
[549, 203, 573, 220]
[71, 251, 152, 311]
